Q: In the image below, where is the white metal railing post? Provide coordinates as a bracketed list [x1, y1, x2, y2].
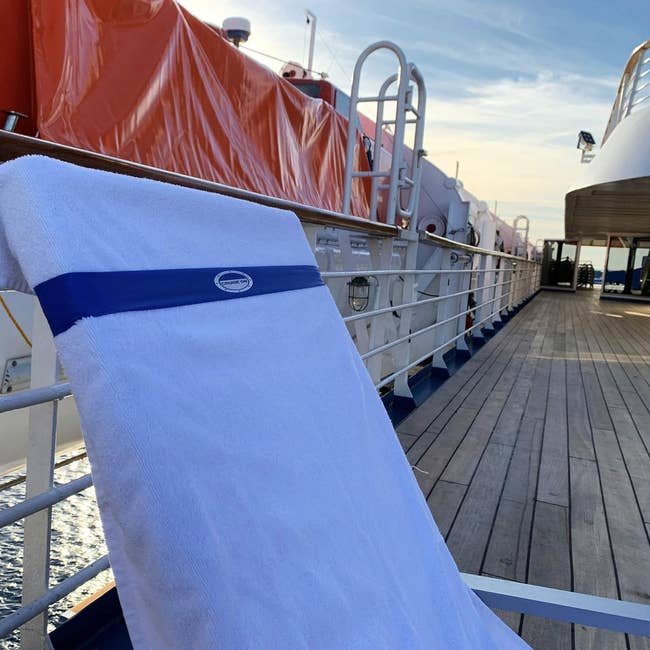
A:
[20, 304, 58, 650]
[502, 263, 511, 314]
[491, 258, 504, 328]
[365, 238, 394, 383]
[393, 231, 419, 400]
[455, 258, 471, 352]
[506, 260, 516, 313]
[431, 257, 453, 371]
[514, 264, 522, 308]
[474, 252, 494, 338]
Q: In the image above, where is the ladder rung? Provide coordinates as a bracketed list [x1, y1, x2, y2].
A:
[357, 95, 399, 103]
[352, 171, 390, 179]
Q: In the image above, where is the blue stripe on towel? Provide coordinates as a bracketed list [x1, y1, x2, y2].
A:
[34, 265, 324, 336]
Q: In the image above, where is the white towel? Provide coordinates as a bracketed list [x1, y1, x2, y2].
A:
[0, 156, 529, 649]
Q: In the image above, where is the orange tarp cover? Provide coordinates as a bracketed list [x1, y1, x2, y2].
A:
[2, 0, 370, 217]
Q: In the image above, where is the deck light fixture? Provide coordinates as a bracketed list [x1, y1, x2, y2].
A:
[348, 276, 371, 312]
[577, 130, 596, 163]
[577, 130, 596, 150]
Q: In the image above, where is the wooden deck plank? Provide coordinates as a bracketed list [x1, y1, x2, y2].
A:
[609, 407, 650, 523]
[414, 318, 535, 495]
[445, 442, 514, 573]
[521, 501, 573, 649]
[441, 326, 535, 485]
[592, 427, 650, 603]
[537, 356, 569, 507]
[483, 418, 542, 581]
[565, 305, 596, 462]
[426, 480, 466, 538]
[570, 456, 627, 650]
[482, 497, 533, 581]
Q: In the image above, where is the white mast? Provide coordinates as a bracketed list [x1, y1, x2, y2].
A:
[305, 10, 316, 73]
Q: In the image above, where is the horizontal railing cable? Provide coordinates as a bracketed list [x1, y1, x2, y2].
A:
[343, 271, 531, 324]
[359, 277, 521, 361]
[375, 295, 521, 391]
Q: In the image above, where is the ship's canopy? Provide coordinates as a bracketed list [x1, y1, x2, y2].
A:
[0, 0, 371, 217]
[565, 41, 650, 242]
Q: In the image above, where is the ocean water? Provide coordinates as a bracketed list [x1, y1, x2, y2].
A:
[0, 450, 113, 649]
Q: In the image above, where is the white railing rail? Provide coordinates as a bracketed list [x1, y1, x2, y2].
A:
[603, 41, 650, 144]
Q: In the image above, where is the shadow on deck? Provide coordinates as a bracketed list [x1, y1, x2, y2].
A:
[396, 290, 650, 649]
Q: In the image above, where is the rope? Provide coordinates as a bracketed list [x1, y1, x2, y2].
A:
[0, 294, 31, 347]
[239, 45, 327, 78]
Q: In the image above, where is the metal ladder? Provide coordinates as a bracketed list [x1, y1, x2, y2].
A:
[513, 215, 530, 258]
[342, 41, 427, 229]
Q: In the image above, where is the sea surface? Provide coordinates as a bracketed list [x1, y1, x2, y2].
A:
[0, 450, 112, 649]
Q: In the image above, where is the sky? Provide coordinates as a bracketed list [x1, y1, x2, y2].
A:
[180, 0, 650, 265]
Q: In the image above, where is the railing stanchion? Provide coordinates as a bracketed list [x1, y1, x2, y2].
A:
[393, 231, 419, 402]
[20, 304, 58, 650]
[455, 260, 472, 352]
[431, 259, 453, 373]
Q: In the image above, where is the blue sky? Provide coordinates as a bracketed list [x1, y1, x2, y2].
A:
[181, 0, 649, 260]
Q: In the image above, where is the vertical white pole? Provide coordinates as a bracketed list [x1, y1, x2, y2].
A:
[21, 303, 58, 650]
[366, 239, 394, 383]
[305, 10, 316, 74]
[393, 232, 418, 399]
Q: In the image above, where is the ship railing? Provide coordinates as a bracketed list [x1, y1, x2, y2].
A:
[322, 233, 541, 395]
[5, 362, 650, 643]
[603, 41, 650, 144]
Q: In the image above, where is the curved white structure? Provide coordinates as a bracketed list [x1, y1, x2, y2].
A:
[566, 41, 650, 241]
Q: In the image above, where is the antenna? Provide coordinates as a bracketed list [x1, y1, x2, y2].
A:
[305, 10, 316, 73]
[222, 17, 251, 48]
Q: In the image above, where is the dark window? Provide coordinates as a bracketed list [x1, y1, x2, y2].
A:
[292, 83, 322, 99]
[334, 90, 350, 117]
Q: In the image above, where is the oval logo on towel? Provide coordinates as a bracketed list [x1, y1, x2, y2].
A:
[214, 270, 254, 293]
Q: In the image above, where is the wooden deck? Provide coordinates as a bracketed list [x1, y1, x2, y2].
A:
[396, 290, 650, 649]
